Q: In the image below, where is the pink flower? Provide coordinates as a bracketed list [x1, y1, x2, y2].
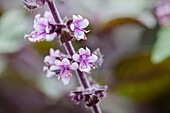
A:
[50, 58, 78, 85]
[154, 2, 170, 26]
[24, 11, 56, 42]
[44, 48, 68, 65]
[70, 15, 90, 41]
[73, 47, 98, 73]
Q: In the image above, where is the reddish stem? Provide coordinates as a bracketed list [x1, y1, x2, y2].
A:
[46, 0, 102, 113]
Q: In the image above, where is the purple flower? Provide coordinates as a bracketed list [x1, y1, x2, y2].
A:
[154, 1, 170, 26]
[24, 11, 56, 42]
[22, 0, 45, 10]
[44, 48, 68, 66]
[70, 15, 90, 41]
[70, 84, 108, 106]
[50, 58, 78, 85]
[73, 47, 98, 73]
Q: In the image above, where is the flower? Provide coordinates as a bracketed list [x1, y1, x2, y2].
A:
[50, 58, 78, 85]
[22, 0, 45, 10]
[92, 48, 104, 67]
[70, 15, 90, 41]
[72, 47, 98, 73]
[44, 48, 68, 66]
[154, 1, 170, 26]
[24, 11, 56, 42]
[70, 84, 108, 106]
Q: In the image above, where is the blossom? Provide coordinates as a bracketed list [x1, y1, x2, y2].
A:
[70, 15, 90, 41]
[24, 11, 56, 42]
[44, 48, 68, 66]
[154, 1, 170, 26]
[50, 58, 78, 85]
[72, 47, 98, 73]
[22, 0, 45, 10]
[70, 84, 108, 106]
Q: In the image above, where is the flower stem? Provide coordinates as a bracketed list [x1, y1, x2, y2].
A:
[46, 0, 102, 113]
[46, 0, 62, 23]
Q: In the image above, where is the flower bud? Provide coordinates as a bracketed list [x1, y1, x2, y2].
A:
[23, 0, 38, 10]
[36, 0, 45, 6]
[23, 0, 45, 10]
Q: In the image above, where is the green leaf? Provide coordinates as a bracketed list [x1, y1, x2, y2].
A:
[151, 25, 170, 64]
[0, 9, 28, 53]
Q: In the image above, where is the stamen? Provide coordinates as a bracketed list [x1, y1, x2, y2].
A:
[58, 75, 61, 80]
[85, 30, 90, 33]
[76, 37, 78, 39]
[93, 67, 96, 70]
[28, 36, 32, 38]
[36, 40, 40, 42]
[80, 66, 83, 69]
[83, 37, 87, 40]
[88, 72, 91, 74]
[44, 39, 47, 41]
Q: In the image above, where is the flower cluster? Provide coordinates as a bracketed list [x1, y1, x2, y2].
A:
[25, 10, 102, 85]
[70, 84, 108, 107]
[24, 2, 104, 86]
[73, 47, 98, 73]
[25, 11, 90, 43]
[69, 15, 90, 40]
[24, 11, 57, 42]
[43, 47, 100, 85]
[23, 0, 107, 110]
[23, 0, 45, 10]
[153, 0, 170, 26]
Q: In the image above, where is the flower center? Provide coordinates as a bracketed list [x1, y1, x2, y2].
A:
[82, 55, 86, 60]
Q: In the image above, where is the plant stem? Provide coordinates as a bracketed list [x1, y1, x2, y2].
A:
[46, 0, 102, 113]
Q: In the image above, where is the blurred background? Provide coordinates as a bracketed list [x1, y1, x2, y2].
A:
[0, 0, 170, 113]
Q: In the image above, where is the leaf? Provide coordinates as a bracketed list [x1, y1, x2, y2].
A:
[114, 52, 170, 102]
[151, 25, 170, 64]
[0, 9, 28, 53]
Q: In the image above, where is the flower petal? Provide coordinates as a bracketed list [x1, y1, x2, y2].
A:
[46, 70, 56, 78]
[87, 54, 98, 63]
[62, 75, 71, 85]
[79, 62, 91, 73]
[76, 18, 89, 29]
[73, 15, 79, 22]
[55, 59, 62, 66]
[44, 11, 55, 24]
[78, 15, 83, 20]
[53, 50, 61, 57]
[74, 29, 85, 40]
[70, 62, 78, 70]
[80, 18, 89, 28]
[79, 48, 86, 55]
[70, 24, 75, 31]
[73, 54, 80, 62]
[50, 65, 61, 71]
[62, 58, 70, 65]
[49, 48, 55, 56]
[85, 47, 91, 55]
[46, 33, 56, 42]
[34, 15, 48, 32]
[44, 55, 55, 65]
